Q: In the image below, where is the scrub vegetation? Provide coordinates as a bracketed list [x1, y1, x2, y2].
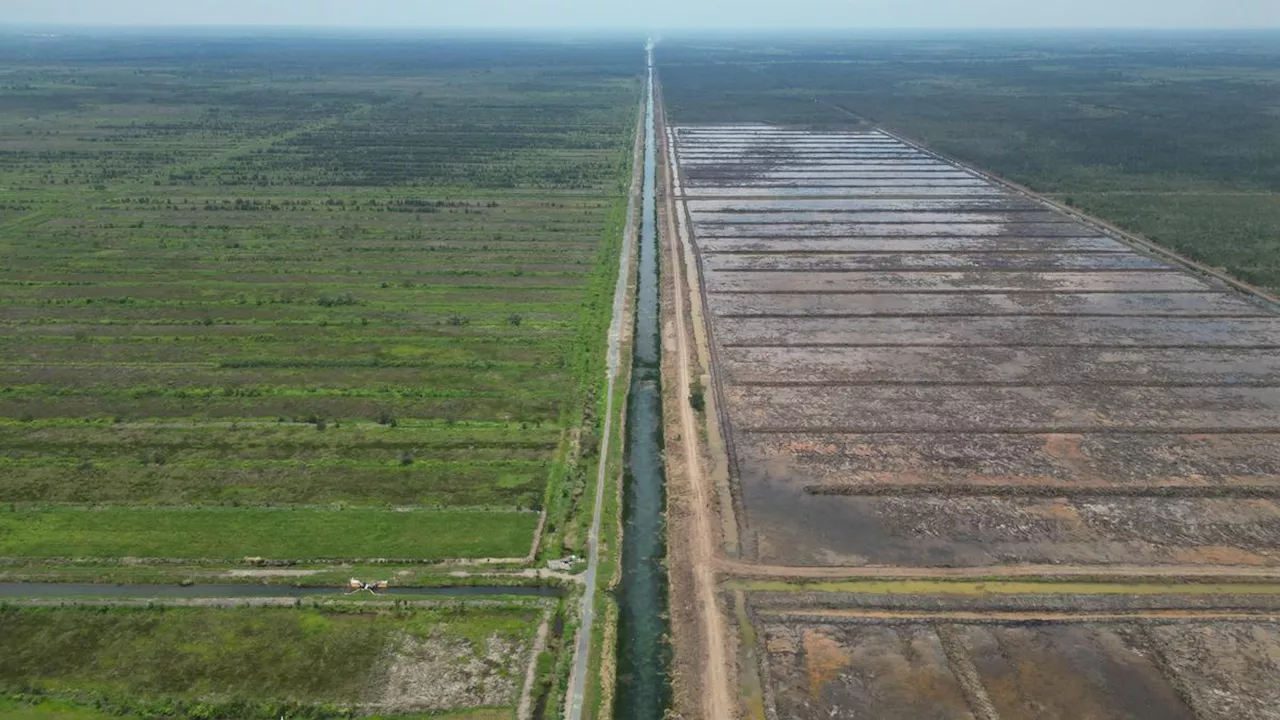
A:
[0, 34, 640, 562]
[660, 31, 1280, 291]
[0, 603, 541, 719]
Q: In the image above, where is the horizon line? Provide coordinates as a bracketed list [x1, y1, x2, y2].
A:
[4, 24, 1280, 33]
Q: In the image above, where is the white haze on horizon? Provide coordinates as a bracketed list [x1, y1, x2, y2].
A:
[5, 0, 1279, 30]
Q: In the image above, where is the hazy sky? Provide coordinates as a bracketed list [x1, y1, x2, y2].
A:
[5, 0, 1279, 30]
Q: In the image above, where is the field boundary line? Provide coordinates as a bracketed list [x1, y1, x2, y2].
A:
[0, 597, 553, 609]
[718, 561, 1280, 582]
[517, 606, 554, 720]
[524, 510, 548, 563]
[763, 609, 1280, 623]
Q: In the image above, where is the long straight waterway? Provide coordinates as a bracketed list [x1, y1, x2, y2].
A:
[614, 42, 672, 719]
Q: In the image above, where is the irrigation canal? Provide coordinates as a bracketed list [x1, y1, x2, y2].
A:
[614, 41, 672, 719]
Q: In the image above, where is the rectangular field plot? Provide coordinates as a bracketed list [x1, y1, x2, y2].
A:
[0, 421, 555, 506]
[755, 618, 1280, 720]
[739, 493, 1280, 566]
[0, 507, 538, 561]
[673, 127, 1280, 568]
[0, 603, 544, 718]
[760, 624, 975, 719]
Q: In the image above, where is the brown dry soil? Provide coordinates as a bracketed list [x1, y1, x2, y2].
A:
[664, 125, 1280, 719]
[659, 96, 736, 720]
[757, 617, 1280, 720]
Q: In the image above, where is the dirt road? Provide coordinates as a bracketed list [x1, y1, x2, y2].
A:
[660, 99, 735, 719]
[563, 48, 647, 720]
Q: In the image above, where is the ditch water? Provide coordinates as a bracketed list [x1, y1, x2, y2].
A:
[614, 43, 672, 719]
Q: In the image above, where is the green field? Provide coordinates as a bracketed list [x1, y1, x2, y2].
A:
[660, 31, 1280, 291]
[0, 507, 538, 560]
[0, 34, 641, 562]
[0, 603, 542, 718]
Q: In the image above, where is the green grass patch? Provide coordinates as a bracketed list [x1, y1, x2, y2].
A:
[0, 697, 136, 719]
[0, 508, 538, 561]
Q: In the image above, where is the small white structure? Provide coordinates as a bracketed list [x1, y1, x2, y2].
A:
[346, 577, 389, 594]
[547, 555, 580, 572]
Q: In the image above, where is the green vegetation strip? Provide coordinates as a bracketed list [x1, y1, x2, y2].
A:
[0, 604, 539, 719]
[0, 508, 538, 561]
[0, 698, 130, 720]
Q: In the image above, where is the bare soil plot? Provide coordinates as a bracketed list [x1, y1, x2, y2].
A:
[755, 616, 1280, 720]
[672, 127, 1280, 569]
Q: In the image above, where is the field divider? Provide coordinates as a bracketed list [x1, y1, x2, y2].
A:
[760, 609, 1280, 624]
[707, 289, 1240, 295]
[803, 483, 1280, 498]
[717, 312, 1276, 319]
[710, 267, 1181, 273]
[701, 249, 1138, 254]
[721, 342, 1280, 349]
[735, 380, 1280, 387]
[740, 426, 1280, 435]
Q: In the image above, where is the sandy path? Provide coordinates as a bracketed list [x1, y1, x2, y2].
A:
[661, 99, 735, 719]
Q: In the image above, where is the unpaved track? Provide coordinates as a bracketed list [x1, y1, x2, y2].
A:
[660, 86, 735, 720]
[563, 43, 647, 720]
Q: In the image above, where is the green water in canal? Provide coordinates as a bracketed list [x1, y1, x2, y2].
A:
[614, 44, 672, 719]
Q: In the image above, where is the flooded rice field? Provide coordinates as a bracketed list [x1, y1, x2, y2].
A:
[671, 126, 1280, 569]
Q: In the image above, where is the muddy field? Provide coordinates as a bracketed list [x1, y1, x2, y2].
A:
[671, 126, 1280, 569]
[755, 615, 1280, 720]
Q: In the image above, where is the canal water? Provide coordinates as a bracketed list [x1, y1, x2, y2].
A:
[614, 43, 672, 719]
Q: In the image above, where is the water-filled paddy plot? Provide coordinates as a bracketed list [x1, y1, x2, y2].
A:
[672, 126, 1280, 569]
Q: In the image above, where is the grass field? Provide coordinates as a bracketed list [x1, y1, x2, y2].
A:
[0, 507, 538, 560]
[0, 34, 641, 562]
[659, 31, 1280, 291]
[0, 698, 130, 720]
[0, 603, 543, 718]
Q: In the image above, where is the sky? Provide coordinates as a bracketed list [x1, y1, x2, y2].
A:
[4, 0, 1279, 30]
